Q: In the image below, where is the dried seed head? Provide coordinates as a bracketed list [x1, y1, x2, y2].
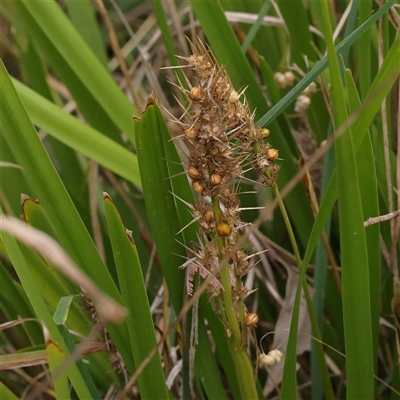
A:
[245, 312, 259, 327]
[210, 174, 221, 185]
[217, 222, 231, 236]
[265, 148, 279, 162]
[188, 167, 202, 180]
[189, 86, 201, 101]
[204, 210, 214, 223]
[185, 127, 198, 140]
[192, 181, 203, 193]
[261, 128, 270, 138]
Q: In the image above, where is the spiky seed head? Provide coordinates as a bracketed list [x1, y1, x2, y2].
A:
[189, 86, 201, 101]
[185, 127, 198, 140]
[210, 174, 221, 185]
[217, 222, 231, 236]
[265, 148, 279, 162]
[188, 167, 202, 180]
[192, 181, 203, 193]
[245, 312, 259, 327]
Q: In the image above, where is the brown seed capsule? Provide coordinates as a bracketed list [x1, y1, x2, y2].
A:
[261, 128, 270, 138]
[221, 188, 230, 196]
[192, 181, 203, 193]
[204, 210, 214, 223]
[188, 167, 202, 180]
[189, 86, 201, 101]
[245, 313, 259, 327]
[185, 127, 198, 140]
[265, 148, 279, 162]
[217, 222, 231, 236]
[210, 174, 221, 185]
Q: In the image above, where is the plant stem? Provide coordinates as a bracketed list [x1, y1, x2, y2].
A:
[212, 197, 258, 399]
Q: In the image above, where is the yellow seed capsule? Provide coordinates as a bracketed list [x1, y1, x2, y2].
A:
[245, 313, 259, 327]
[210, 174, 221, 185]
[189, 86, 201, 101]
[192, 181, 203, 193]
[185, 127, 197, 140]
[265, 148, 279, 162]
[261, 128, 270, 138]
[217, 222, 231, 236]
[204, 210, 214, 223]
[188, 167, 202, 180]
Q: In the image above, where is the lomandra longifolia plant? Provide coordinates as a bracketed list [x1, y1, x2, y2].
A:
[168, 38, 281, 397]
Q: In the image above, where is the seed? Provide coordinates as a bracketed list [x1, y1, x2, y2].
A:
[258, 353, 276, 367]
[192, 181, 203, 193]
[217, 222, 231, 236]
[204, 210, 214, 223]
[274, 72, 286, 89]
[265, 148, 279, 162]
[185, 127, 197, 140]
[229, 90, 239, 103]
[284, 71, 295, 86]
[188, 167, 202, 180]
[210, 174, 221, 185]
[189, 86, 201, 101]
[261, 128, 270, 138]
[245, 312, 258, 327]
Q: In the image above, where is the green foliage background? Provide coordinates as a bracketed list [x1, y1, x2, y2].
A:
[1, 0, 399, 398]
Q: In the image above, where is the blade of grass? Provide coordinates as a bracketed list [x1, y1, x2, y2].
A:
[151, 0, 187, 89]
[241, 1, 271, 53]
[256, 0, 396, 128]
[46, 340, 70, 399]
[53, 295, 112, 398]
[276, 0, 316, 66]
[15, 0, 137, 139]
[1, 60, 134, 371]
[65, 0, 108, 66]
[344, 68, 380, 370]
[104, 194, 170, 400]
[319, 2, 374, 397]
[0, 208, 93, 399]
[12, 79, 141, 186]
[0, 382, 19, 400]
